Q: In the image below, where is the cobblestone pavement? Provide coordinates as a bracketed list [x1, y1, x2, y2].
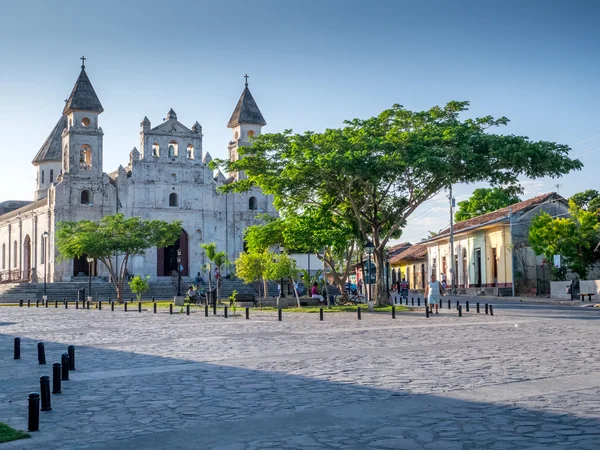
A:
[1, 301, 599, 449]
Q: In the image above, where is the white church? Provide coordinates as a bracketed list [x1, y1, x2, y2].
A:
[0, 60, 275, 283]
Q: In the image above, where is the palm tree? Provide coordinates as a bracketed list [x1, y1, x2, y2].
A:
[200, 242, 228, 301]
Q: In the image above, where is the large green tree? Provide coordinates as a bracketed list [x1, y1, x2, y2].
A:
[56, 214, 181, 302]
[455, 187, 522, 222]
[529, 201, 600, 279]
[215, 101, 581, 304]
[570, 189, 600, 212]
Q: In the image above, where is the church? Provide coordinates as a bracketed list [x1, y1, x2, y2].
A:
[0, 60, 275, 283]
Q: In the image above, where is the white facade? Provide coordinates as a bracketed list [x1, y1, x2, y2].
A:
[0, 65, 275, 283]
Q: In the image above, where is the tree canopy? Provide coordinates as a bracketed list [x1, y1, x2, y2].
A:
[215, 101, 582, 304]
[56, 214, 181, 302]
[570, 189, 600, 212]
[455, 187, 522, 222]
[529, 200, 600, 279]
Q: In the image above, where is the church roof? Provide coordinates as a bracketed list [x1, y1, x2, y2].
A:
[63, 68, 104, 115]
[227, 85, 266, 128]
[32, 115, 67, 164]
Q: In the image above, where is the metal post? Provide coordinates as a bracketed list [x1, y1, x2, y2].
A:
[449, 184, 456, 295]
[205, 304, 209, 317]
[367, 253, 372, 303]
[61, 353, 69, 380]
[477, 302, 480, 313]
[490, 305, 494, 316]
[27, 299, 30, 307]
[245, 307, 249, 320]
[278, 308, 282, 321]
[392, 306, 395, 319]
[124, 301, 128, 312]
[458, 305, 462, 317]
[485, 303, 489, 315]
[447, 299, 450, 310]
[36, 298, 39, 307]
[37, 342, 46, 365]
[510, 207, 515, 297]
[65, 299, 68, 309]
[224, 306, 228, 318]
[88, 261, 92, 302]
[28, 393, 40, 432]
[153, 302, 157, 314]
[466, 301, 469, 312]
[14, 337, 20, 360]
[76, 300, 79, 309]
[98, 300, 102, 310]
[169, 304, 173, 315]
[320, 307, 324, 321]
[40, 376, 52, 412]
[43, 233, 48, 301]
[187, 304, 190, 316]
[19, 299, 23, 307]
[67, 345, 75, 370]
[456, 300, 459, 310]
[357, 307, 361, 320]
[139, 302, 142, 313]
[111, 301, 115, 312]
[52, 363, 61, 394]
[426, 301, 430, 318]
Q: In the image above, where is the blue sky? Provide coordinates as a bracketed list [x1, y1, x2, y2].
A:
[0, 0, 598, 243]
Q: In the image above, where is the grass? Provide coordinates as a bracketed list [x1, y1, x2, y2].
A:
[253, 305, 410, 313]
[0, 422, 29, 443]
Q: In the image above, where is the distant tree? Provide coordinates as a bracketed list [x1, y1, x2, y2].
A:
[235, 250, 270, 300]
[570, 189, 600, 212]
[200, 243, 229, 300]
[56, 214, 181, 303]
[129, 275, 150, 301]
[455, 187, 522, 222]
[529, 201, 600, 279]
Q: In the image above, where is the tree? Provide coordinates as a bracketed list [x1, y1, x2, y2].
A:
[455, 187, 522, 222]
[215, 101, 582, 305]
[235, 249, 270, 301]
[56, 214, 181, 303]
[570, 189, 600, 212]
[267, 252, 301, 307]
[529, 201, 600, 279]
[129, 275, 150, 301]
[200, 243, 229, 300]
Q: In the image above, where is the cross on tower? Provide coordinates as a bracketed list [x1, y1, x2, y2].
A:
[81, 56, 86, 69]
[244, 74, 249, 87]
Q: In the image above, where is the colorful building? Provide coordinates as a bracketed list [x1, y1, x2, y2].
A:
[389, 243, 428, 291]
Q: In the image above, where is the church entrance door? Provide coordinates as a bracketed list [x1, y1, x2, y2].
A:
[23, 235, 31, 280]
[157, 230, 189, 277]
[73, 254, 97, 278]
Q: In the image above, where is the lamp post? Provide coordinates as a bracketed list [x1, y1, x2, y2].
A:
[86, 256, 94, 301]
[278, 245, 285, 299]
[365, 240, 374, 305]
[384, 250, 390, 301]
[176, 249, 182, 297]
[42, 231, 49, 301]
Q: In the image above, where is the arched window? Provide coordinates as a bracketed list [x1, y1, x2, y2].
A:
[234, 131, 239, 140]
[81, 117, 91, 127]
[152, 143, 160, 157]
[168, 141, 178, 158]
[1, 243, 5, 270]
[13, 240, 17, 268]
[249, 196, 257, 210]
[41, 170, 45, 184]
[171, 173, 176, 182]
[49, 169, 54, 183]
[81, 190, 91, 205]
[247, 130, 255, 139]
[40, 234, 46, 264]
[196, 229, 202, 242]
[169, 193, 178, 207]
[80, 145, 92, 170]
[187, 144, 194, 159]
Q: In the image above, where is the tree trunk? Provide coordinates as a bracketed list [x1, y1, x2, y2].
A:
[290, 276, 301, 307]
[262, 277, 268, 301]
[373, 250, 387, 306]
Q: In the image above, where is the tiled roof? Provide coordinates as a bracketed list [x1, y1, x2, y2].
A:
[390, 243, 427, 264]
[227, 86, 266, 128]
[427, 192, 563, 241]
[32, 115, 67, 164]
[387, 242, 412, 258]
[63, 68, 104, 114]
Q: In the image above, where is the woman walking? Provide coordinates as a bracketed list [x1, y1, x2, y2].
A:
[424, 273, 444, 314]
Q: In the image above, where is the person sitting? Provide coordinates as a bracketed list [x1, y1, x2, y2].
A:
[187, 286, 198, 303]
[311, 283, 324, 303]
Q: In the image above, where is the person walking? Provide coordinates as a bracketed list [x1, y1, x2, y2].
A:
[424, 273, 443, 314]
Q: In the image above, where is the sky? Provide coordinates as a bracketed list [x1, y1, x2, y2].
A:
[0, 0, 598, 244]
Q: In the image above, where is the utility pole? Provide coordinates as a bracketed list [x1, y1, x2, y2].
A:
[449, 185, 456, 295]
[509, 206, 515, 297]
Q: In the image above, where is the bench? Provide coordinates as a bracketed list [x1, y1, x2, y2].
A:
[231, 293, 256, 307]
[580, 293, 596, 302]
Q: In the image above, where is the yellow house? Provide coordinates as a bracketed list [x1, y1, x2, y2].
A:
[421, 192, 568, 296]
[389, 243, 428, 291]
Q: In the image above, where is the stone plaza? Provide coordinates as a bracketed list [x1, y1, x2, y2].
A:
[1, 301, 599, 449]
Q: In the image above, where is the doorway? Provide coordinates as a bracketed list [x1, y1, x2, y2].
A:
[492, 248, 498, 287]
[73, 254, 97, 277]
[157, 230, 189, 276]
[474, 248, 482, 287]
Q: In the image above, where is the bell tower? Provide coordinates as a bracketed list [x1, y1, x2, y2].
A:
[61, 57, 104, 180]
[227, 75, 266, 181]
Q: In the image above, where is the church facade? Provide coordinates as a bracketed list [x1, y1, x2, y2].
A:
[0, 62, 275, 283]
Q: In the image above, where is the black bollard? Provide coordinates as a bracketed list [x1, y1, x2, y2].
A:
[417, 297, 420, 307]
[67, 345, 75, 370]
[130, 297, 134, 303]
[456, 300, 459, 310]
[426, 302, 430, 318]
[45, 298, 48, 308]
[320, 307, 324, 321]
[19, 299, 23, 307]
[477, 302, 480, 313]
[245, 307, 249, 320]
[52, 363, 61, 394]
[28, 393, 40, 432]
[111, 301, 115, 312]
[153, 302, 157, 314]
[14, 337, 20, 360]
[76, 300, 79, 309]
[458, 305, 462, 317]
[139, 302, 142, 313]
[40, 376, 52, 412]
[278, 308, 282, 321]
[213, 303, 217, 315]
[485, 303, 489, 315]
[357, 307, 361, 320]
[447, 299, 450, 309]
[87, 300, 90, 310]
[152, 297, 155, 303]
[466, 301, 469, 312]
[37, 342, 46, 365]
[205, 304, 209, 317]
[224, 306, 228, 318]
[411, 297, 414, 306]
[36, 299, 39, 308]
[27, 299, 31, 307]
[169, 304, 173, 315]
[65, 299, 69, 309]
[55, 299, 58, 308]
[186, 304, 190, 316]
[405, 297, 408, 306]
[438, 299, 442, 309]
[125, 302, 128, 312]
[489, 305, 494, 316]
[98, 300, 102, 310]
[61, 353, 69, 380]
[392, 306, 396, 319]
